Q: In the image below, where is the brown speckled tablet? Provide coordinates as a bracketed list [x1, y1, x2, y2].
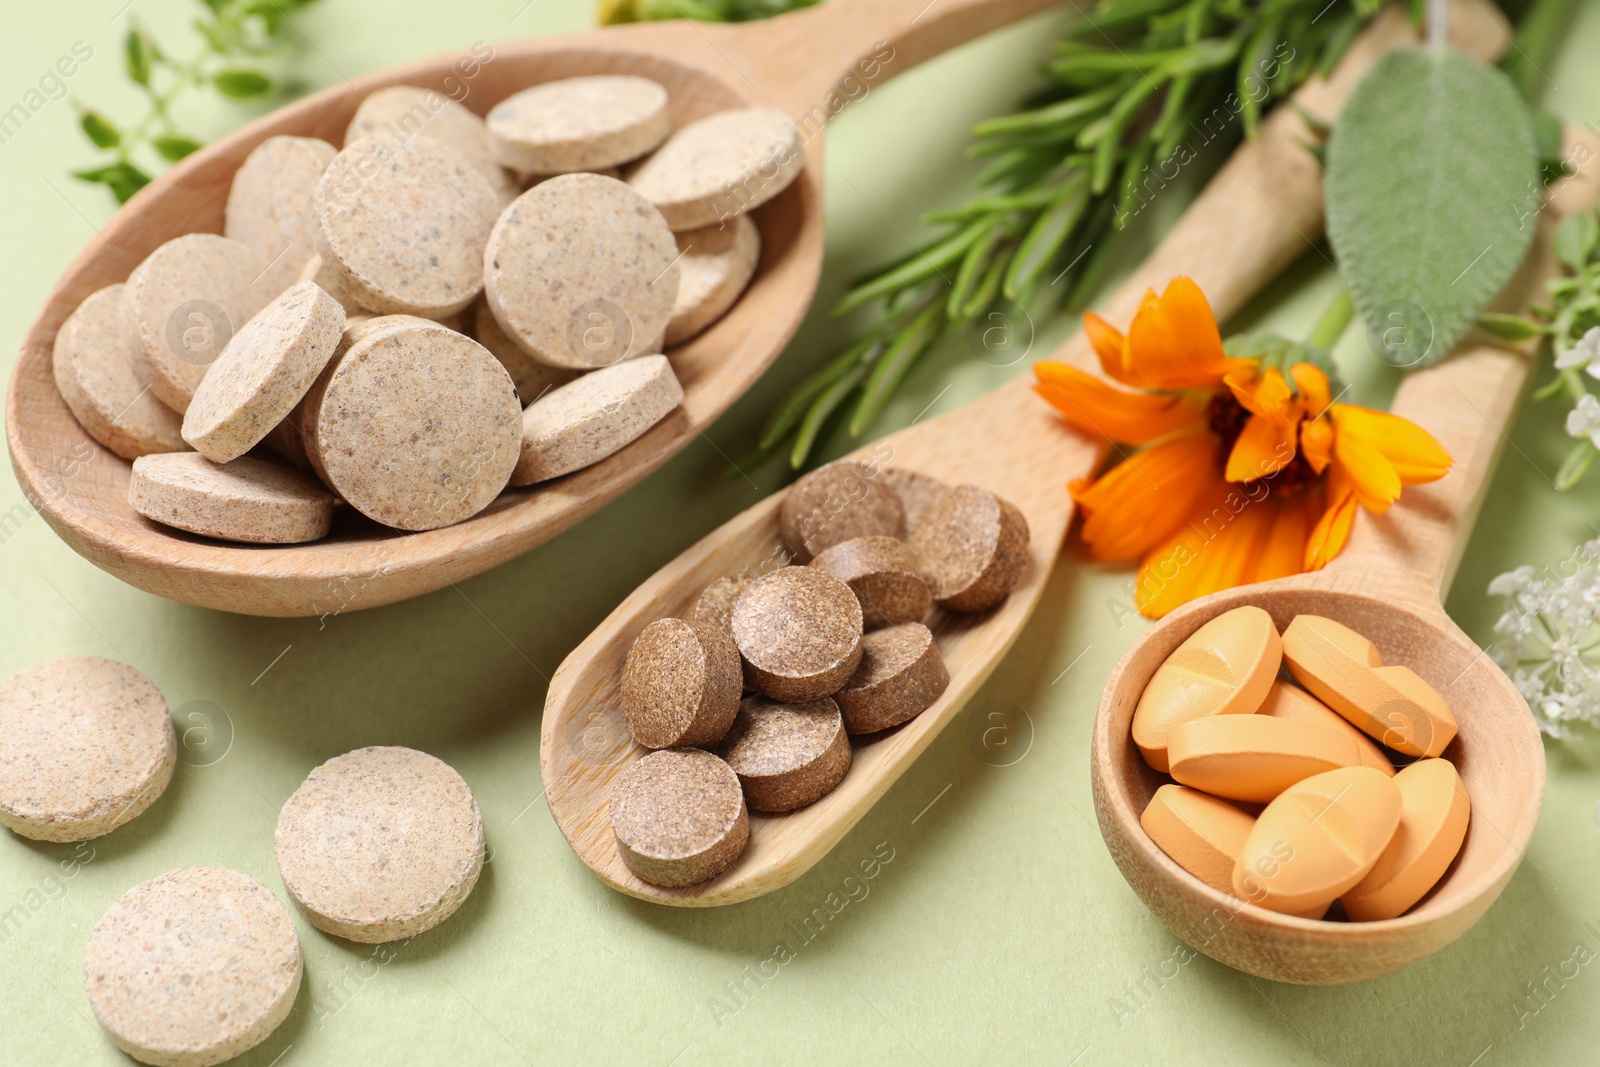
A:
[52, 284, 186, 459]
[834, 623, 949, 734]
[911, 484, 1030, 613]
[301, 317, 520, 530]
[731, 566, 863, 702]
[484, 173, 680, 370]
[128, 233, 270, 413]
[296, 251, 366, 314]
[627, 107, 803, 231]
[719, 695, 850, 812]
[778, 460, 906, 562]
[347, 85, 519, 207]
[182, 281, 346, 462]
[313, 132, 498, 318]
[225, 135, 338, 297]
[810, 535, 931, 629]
[665, 214, 759, 345]
[511, 354, 681, 485]
[610, 748, 748, 887]
[471, 294, 577, 404]
[487, 75, 670, 174]
[130, 452, 334, 544]
[882, 466, 950, 534]
[622, 618, 741, 749]
[275, 746, 484, 943]
[685, 573, 753, 638]
[85, 867, 301, 1067]
[0, 657, 174, 842]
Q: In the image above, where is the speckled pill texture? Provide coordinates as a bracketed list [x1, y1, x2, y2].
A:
[626, 107, 804, 231]
[665, 214, 760, 345]
[833, 623, 949, 734]
[130, 452, 335, 544]
[470, 294, 578, 404]
[84, 867, 302, 1067]
[719, 695, 851, 812]
[0, 656, 175, 842]
[347, 85, 520, 207]
[778, 460, 906, 562]
[911, 484, 1030, 613]
[881, 467, 951, 535]
[685, 573, 753, 638]
[810, 535, 931, 629]
[610, 748, 749, 887]
[296, 251, 367, 315]
[731, 566, 864, 703]
[225, 135, 338, 297]
[622, 617, 742, 749]
[511, 354, 682, 485]
[275, 746, 485, 943]
[487, 75, 670, 174]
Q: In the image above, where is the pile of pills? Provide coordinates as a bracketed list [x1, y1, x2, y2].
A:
[52, 76, 794, 543]
[608, 461, 1030, 887]
[1133, 607, 1471, 922]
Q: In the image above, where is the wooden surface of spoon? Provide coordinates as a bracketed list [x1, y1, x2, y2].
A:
[539, 3, 1506, 906]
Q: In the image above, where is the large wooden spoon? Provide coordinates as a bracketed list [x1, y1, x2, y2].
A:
[540, 3, 1507, 906]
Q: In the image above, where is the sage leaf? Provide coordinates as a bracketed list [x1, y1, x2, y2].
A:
[1554, 211, 1598, 272]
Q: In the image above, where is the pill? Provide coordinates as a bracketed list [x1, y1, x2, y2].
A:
[295, 251, 365, 314]
[274, 746, 484, 942]
[1131, 605, 1282, 773]
[313, 132, 498, 318]
[1232, 766, 1402, 916]
[0, 657, 174, 842]
[731, 566, 864, 702]
[510, 354, 682, 485]
[718, 695, 851, 811]
[346, 84, 519, 206]
[881, 466, 950, 534]
[470, 294, 577, 403]
[627, 107, 804, 231]
[128, 233, 270, 412]
[130, 452, 335, 544]
[182, 281, 346, 462]
[610, 748, 749, 887]
[225, 135, 338, 297]
[85, 867, 301, 1067]
[300, 316, 520, 530]
[1140, 783, 1257, 896]
[1167, 714, 1363, 804]
[910, 484, 1031, 614]
[622, 618, 742, 748]
[484, 173, 680, 370]
[1341, 758, 1471, 921]
[52, 283, 186, 459]
[664, 214, 760, 345]
[778, 460, 906, 562]
[685, 573, 753, 639]
[1282, 614, 1458, 758]
[832, 622, 949, 734]
[486, 75, 670, 174]
[1259, 679, 1394, 777]
[810, 535, 931, 628]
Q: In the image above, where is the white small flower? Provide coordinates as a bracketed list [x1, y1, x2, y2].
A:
[1489, 547, 1600, 738]
[1566, 393, 1600, 447]
[1554, 326, 1600, 373]
[1488, 565, 1535, 598]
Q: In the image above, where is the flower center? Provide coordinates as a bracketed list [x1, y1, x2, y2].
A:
[1205, 390, 1318, 496]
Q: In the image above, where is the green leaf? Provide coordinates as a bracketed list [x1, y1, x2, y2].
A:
[125, 28, 152, 86]
[1554, 211, 1598, 271]
[1325, 47, 1538, 369]
[78, 110, 121, 149]
[73, 162, 151, 203]
[213, 69, 274, 99]
[154, 135, 204, 162]
[1476, 312, 1545, 342]
[1555, 438, 1598, 491]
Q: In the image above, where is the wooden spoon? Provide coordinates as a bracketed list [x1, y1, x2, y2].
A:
[540, 4, 1508, 906]
[5, 0, 1063, 618]
[1090, 128, 1600, 985]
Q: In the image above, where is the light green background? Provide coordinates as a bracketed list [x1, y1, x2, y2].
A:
[3, 2, 1599, 1064]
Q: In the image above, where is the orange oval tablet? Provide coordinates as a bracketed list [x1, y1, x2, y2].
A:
[1167, 714, 1362, 804]
[1232, 766, 1401, 916]
[1140, 784, 1256, 895]
[1341, 758, 1470, 921]
[1132, 605, 1282, 773]
[1257, 680, 1394, 777]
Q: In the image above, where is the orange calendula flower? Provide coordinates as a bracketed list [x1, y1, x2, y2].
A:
[1032, 277, 1452, 618]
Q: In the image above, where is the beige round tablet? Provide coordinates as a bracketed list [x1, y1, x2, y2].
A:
[627, 107, 803, 231]
[779, 459, 907, 562]
[296, 251, 366, 314]
[347, 85, 519, 207]
[85, 867, 301, 1067]
[275, 746, 484, 943]
[471, 295, 577, 403]
[810, 535, 931, 628]
[128, 233, 270, 413]
[622, 617, 742, 749]
[52, 284, 186, 459]
[731, 566, 864, 702]
[911, 484, 1030, 613]
[487, 75, 670, 174]
[610, 748, 748, 887]
[130, 452, 334, 544]
[685, 573, 753, 639]
[225, 135, 338, 298]
[882, 466, 950, 534]
[0, 657, 174, 842]
[182, 281, 346, 462]
[665, 214, 760, 345]
[301, 317, 520, 530]
[484, 173, 680, 370]
[719, 695, 851, 812]
[834, 623, 950, 734]
[511, 354, 682, 485]
[313, 132, 498, 318]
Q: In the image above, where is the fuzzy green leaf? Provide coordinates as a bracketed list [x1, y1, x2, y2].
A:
[1554, 211, 1599, 271]
[213, 69, 273, 99]
[1476, 311, 1544, 342]
[79, 110, 121, 149]
[1325, 47, 1538, 368]
[154, 135, 204, 162]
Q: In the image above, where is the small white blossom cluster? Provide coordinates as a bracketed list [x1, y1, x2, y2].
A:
[1489, 540, 1600, 738]
[1557, 327, 1600, 446]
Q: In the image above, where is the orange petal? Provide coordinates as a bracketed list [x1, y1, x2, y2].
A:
[1225, 363, 1293, 420]
[1125, 277, 1229, 390]
[1305, 471, 1359, 570]
[1291, 362, 1331, 414]
[1330, 404, 1452, 485]
[1225, 411, 1297, 482]
[1300, 411, 1333, 474]
[1251, 489, 1317, 585]
[1134, 482, 1275, 618]
[1083, 312, 1141, 387]
[1033, 362, 1206, 445]
[1331, 420, 1401, 513]
[1073, 431, 1224, 562]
